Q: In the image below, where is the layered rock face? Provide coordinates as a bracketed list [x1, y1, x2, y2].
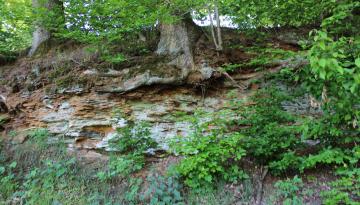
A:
[6, 84, 241, 154]
[1, 57, 317, 158]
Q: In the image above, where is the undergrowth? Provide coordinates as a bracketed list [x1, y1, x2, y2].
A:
[169, 72, 359, 203]
[170, 110, 247, 189]
[96, 110, 158, 182]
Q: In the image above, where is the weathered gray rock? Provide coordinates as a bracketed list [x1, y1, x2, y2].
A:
[58, 86, 86, 94]
[47, 121, 69, 134]
[281, 94, 323, 116]
[36, 90, 232, 152]
[95, 64, 184, 93]
[66, 118, 112, 138]
[41, 107, 74, 123]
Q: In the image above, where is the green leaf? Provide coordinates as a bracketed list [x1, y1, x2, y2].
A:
[355, 58, 360, 68]
[318, 41, 326, 50]
[319, 59, 327, 68]
[319, 69, 326, 79]
[350, 84, 357, 94]
[345, 114, 352, 121]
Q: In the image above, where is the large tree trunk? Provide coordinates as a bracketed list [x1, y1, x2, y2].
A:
[156, 17, 201, 79]
[28, 0, 63, 57]
[94, 17, 208, 93]
[28, 26, 50, 57]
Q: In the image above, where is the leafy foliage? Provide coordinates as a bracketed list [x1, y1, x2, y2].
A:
[27, 128, 50, 147]
[0, 0, 32, 55]
[170, 110, 247, 188]
[0, 0, 359, 203]
[233, 88, 303, 170]
[306, 1, 360, 129]
[171, 82, 357, 190]
[0, 161, 18, 201]
[270, 176, 308, 205]
[141, 174, 184, 205]
[0, 0, 343, 57]
[109, 121, 157, 155]
[223, 0, 336, 28]
[320, 146, 360, 205]
[21, 158, 85, 205]
[96, 153, 145, 182]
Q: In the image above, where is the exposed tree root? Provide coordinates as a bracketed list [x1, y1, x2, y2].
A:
[234, 56, 308, 81]
[221, 70, 247, 90]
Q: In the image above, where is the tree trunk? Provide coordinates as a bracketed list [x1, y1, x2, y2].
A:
[214, 4, 223, 51]
[208, 5, 219, 50]
[95, 16, 206, 93]
[156, 16, 201, 79]
[28, 0, 63, 57]
[207, 3, 223, 51]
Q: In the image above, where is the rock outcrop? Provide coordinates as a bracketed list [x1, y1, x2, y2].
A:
[0, 28, 313, 160]
[4, 82, 247, 154]
[41, 88, 236, 151]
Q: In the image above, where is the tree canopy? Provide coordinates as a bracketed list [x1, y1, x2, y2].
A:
[0, 0, 32, 54]
[1, 0, 357, 54]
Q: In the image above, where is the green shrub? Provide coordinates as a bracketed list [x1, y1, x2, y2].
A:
[270, 176, 306, 205]
[124, 177, 143, 205]
[306, 2, 360, 129]
[140, 174, 184, 205]
[320, 146, 360, 205]
[97, 153, 145, 182]
[109, 120, 157, 154]
[231, 85, 358, 175]
[27, 128, 50, 146]
[321, 169, 360, 205]
[0, 161, 18, 201]
[234, 88, 304, 173]
[171, 110, 247, 188]
[20, 158, 91, 205]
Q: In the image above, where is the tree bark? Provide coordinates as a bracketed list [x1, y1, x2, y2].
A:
[28, 0, 63, 57]
[208, 5, 218, 50]
[156, 16, 201, 79]
[214, 4, 223, 50]
[207, 3, 223, 51]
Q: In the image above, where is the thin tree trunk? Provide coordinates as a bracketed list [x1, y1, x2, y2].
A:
[208, 3, 223, 51]
[208, 5, 219, 50]
[214, 4, 223, 51]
